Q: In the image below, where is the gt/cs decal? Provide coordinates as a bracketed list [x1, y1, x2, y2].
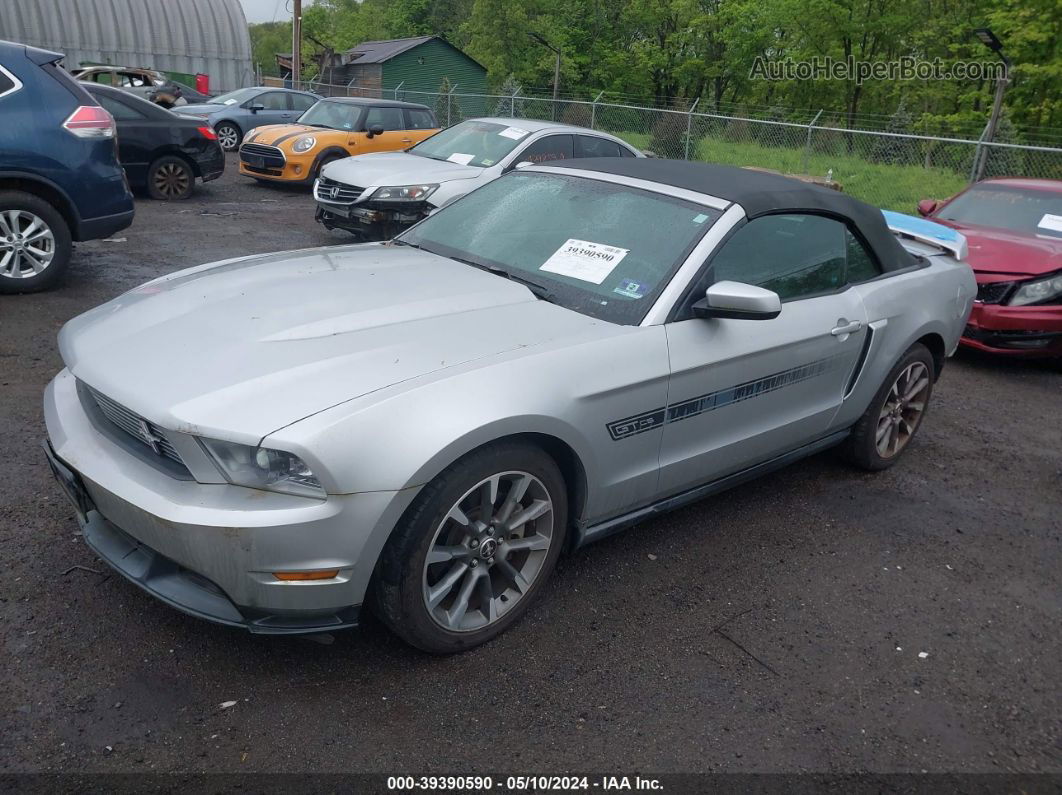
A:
[607, 355, 845, 441]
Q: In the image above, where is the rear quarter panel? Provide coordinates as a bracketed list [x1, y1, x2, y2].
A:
[835, 255, 975, 428]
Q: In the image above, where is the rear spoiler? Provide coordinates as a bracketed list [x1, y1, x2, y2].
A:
[881, 210, 968, 261]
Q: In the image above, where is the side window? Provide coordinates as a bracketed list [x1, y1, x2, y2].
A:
[405, 108, 437, 130]
[709, 214, 847, 301]
[96, 94, 144, 121]
[255, 92, 289, 110]
[363, 106, 406, 131]
[845, 228, 881, 282]
[290, 93, 316, 112]
[0, 67, 15, 97]
[516, 134, 574, 164]
[575, 135, 623, 158]
[620, 145, 639, 157]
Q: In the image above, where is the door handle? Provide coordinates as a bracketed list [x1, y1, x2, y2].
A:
[400, 138, 413, 144]
[831, 320, 862, 336]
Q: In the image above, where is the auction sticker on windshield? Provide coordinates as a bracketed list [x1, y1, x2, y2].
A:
[540, 239, 629, 284]
[447, 153, 475, 165]
[499, 126, 529, 140]
[1038, 214, 1062, 234]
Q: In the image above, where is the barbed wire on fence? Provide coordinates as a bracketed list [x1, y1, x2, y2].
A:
[274, 77, 1062, 213]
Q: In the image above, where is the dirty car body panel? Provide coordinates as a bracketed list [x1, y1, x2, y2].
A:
[44, 160, 975, 634]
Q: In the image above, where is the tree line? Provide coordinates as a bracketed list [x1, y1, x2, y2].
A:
[249, 0, 1061, 140]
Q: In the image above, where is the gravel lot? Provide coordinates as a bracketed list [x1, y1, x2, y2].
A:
[1, 155, 1059, 776]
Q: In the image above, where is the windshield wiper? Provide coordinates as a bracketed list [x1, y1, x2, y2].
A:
[448, 256, 558, 303]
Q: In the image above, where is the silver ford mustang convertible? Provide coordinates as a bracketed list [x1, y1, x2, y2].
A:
[44, 160, 975, 652]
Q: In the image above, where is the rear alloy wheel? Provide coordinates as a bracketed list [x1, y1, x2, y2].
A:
[0, 191, 72, 293]
[215, 123, 241, 151]
[843, 343, 935, 470]
[375, 442, 568, 653]
[147, 156, 194, 200]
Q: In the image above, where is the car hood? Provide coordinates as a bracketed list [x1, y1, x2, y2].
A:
[172, 102, 225, 116]
[931, 219, 1062, 278]
[244, 124, 340, 147]
[59, 245, 604, 443]
[323, 151, 483, 187]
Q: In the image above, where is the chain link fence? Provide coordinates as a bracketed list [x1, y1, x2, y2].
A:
[275, 78, 1062, 213]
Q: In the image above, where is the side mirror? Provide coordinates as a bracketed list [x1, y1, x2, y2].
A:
[365, 123, 385, 138]
[692, 281, 781, 321]
[505, 160, 533, 173]
[248, 103, 264, 113]
[916, 199, 939, 217]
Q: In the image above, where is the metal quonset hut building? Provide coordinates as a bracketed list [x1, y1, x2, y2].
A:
[0, 0, 253, 91]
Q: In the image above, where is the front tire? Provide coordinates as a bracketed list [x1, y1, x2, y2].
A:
[0, 191, 72, 293]
[147, 155, 195, 200]
[375, 441, 568, 653]
[215, 122, 241, 152]
[844, 343, 935, 470]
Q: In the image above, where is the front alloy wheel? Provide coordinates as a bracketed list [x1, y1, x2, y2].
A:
[423, 471, 555, 632]
[375, 441, 568, 653]
[216, 123, 240, 151]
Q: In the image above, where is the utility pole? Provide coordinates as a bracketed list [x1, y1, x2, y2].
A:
[972, 28, 1011, 181]
[292, 0, 302, 88]
[528, 32, 561, 119]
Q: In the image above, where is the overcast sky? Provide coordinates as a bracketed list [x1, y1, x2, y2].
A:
[239, 0, 316, 24]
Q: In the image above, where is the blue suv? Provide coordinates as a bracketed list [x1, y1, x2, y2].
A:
[0, 40, 135, 293]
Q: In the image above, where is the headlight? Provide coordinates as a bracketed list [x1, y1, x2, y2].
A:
[200, 438, 325, 499]
[370, 184, 438, 201]
[292, 135, 317, 153]
[1009, 271, 1062, 306]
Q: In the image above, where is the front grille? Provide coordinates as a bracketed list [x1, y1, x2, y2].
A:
[239, 142, 286, 169]
[315, 175, 364, 204]
[976, 281, 1014, 304]
[84, 384, 185, 466]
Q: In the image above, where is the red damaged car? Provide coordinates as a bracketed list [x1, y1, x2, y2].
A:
[918, 178, 1062, 358]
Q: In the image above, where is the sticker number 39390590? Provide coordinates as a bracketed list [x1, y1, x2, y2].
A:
[540, 239, 630, 284]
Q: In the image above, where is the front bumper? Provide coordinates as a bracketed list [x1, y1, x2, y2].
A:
[961, 300, 1062, 357]
[43, 368, 417, 634]
[238, 155, 313, 184]
[314, 200, 426, 240]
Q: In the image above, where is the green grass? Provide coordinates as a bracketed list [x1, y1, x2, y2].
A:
[610, 132, 970, 213]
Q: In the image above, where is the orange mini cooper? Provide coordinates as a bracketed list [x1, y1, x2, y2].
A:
[238, 97, 439, 185]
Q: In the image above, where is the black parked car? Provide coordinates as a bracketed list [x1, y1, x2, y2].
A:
[83, 83, 224, 200]
[0, 40, 134, 293]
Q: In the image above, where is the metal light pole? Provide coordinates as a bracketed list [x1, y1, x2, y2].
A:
[973, 28, 1011, 181]
[292, 0, 303, 88]
[528, 32, 561, 119]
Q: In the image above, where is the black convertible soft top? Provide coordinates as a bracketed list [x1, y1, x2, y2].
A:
[543, 158, 916, 272]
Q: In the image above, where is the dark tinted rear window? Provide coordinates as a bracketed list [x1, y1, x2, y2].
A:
[0, 68, 15, 96]
[575, 135, 624, 158]
[43, 62, 98, 105]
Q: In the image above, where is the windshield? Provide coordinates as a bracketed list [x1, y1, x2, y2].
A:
[298, 100, 362, 130]
[409, 120, 531, 168]
[397, 172, 721, 324]
[208, 88, 261, 106]
[938, 186, 1062, 238]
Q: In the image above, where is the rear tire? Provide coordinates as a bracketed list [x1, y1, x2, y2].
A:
[843, 343, 935, 471]
[147, 156, 195, 200]
[0, 191, 72, 294]
[374, 441, 568, 654]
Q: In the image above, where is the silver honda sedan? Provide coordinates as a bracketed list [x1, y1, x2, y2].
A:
[44, 160, 976, 652]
